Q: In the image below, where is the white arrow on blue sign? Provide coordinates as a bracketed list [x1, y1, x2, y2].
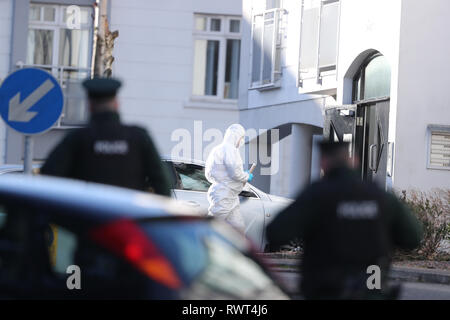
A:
[0, 68, 63, 135]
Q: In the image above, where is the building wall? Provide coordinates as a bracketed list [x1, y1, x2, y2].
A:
[337, 0, 402, 139]
[239, 0, 328, 125]
[269, 133, 291, 197]
[268, 127, 323, 198]
[3, 0, 242, 164]
[0, 0, 13, 164]
[109, 0, 241, 159]
[394, 0, 450, 191]
[193, 0, 241, 15]
[336, 0, 450, 191]
[239, 0, 333, 196]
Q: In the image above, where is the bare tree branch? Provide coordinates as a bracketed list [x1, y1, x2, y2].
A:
[93, 0, 119, 78]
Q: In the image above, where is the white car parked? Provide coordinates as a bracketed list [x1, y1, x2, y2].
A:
[163, 158, 293, 251]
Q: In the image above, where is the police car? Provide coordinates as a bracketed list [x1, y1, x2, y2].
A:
[0, 174, 289, 299]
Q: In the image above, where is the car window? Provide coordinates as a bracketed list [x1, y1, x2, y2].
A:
[186, 235, 288, 299]
[45, 224, 78, 275]
[240, 184, 258, 198]
[43, 221, 155, 298]
[139, 220, 210, 283]
[139, 219, 288, 299]
[0, 206, 75, 295]
[45, 221, 135, 280]
[0, 206, 6, 228]
[173, 163, 211, 192]
[0, 205, 50, 293]
[0, 212, 75, 280]
[0, 205, 151, 298]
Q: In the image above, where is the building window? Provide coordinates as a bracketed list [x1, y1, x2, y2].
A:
[299, 0, 340, 86]
[352, 54, 391, 102]
[250, 3, 285, 90]
[26, 3, 93, 126]
[427, 126, 450, 170]
[192, 15, 241, 100]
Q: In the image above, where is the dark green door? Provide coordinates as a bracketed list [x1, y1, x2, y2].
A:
[361, 100, 390, 187]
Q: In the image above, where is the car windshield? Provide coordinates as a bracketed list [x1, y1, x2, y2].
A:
[138, 219, 288, 299]
[173, 162, 211, 192]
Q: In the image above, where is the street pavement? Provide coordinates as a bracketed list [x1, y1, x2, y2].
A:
[399, 282, 450, 300]
[274, 271, 450, 300]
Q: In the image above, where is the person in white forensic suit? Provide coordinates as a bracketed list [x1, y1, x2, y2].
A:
[205, 124, 254, 232]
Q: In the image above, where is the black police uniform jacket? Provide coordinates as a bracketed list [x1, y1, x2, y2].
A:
[266, 167, 422, 299]
[41, 111, 171, 196]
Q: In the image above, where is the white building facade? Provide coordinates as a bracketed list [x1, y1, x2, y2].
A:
[0, 0, 449, 197]
[109, 0, 243, 158]
[0, 0, 242, 165]
[238, 0, 450, 197]
[0, 0, 14, 163]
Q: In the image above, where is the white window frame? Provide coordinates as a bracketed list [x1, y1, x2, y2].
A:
[27, 3, 94, 126]
[191, 14, 242, 103]
[29, 3, 59, 25]
[426, 125, 450, 171]
[298, 0, 340, 86]
[249, 8, 285, 91]
[28, 4, 93, 71]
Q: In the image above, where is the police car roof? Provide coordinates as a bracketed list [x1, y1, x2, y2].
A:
[162, 156, 205, 167]
[0, 158, 206, 173]
[0, 175, 203, 221]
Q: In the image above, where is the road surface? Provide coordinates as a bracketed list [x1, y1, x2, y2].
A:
[274, 271, 450, 300]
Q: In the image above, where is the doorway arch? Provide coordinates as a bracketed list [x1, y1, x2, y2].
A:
[352, 53, 391, 103]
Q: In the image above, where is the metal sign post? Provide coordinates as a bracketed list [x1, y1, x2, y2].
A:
[23, 135, 34, 175]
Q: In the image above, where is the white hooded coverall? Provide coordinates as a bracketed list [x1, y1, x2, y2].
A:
[205, 124, 249, 232]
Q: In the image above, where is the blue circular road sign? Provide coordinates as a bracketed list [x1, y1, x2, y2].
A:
[0, 68, 63, 135]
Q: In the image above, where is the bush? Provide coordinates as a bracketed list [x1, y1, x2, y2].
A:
[397, 189, 450, 260]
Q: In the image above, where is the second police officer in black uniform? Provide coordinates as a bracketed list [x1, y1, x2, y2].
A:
[266, 141, 423, 299]
[41, 77, 172, 196]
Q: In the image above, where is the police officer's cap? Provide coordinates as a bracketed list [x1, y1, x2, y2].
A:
[82, 77, 122, 99]
[319, 141, 349, 156]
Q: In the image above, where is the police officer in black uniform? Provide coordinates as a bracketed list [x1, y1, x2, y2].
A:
[266, 141, 422, 299]
[41, 77, 172, 196]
